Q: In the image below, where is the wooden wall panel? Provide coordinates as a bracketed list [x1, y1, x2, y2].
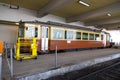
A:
[49, 40, 104, 50]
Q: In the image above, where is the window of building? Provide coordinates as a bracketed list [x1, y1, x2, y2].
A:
[82, 33, 88, 40]
[89, 34, 94, 40]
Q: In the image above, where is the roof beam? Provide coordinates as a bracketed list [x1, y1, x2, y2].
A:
[37, 0, 73, 17]
[85, 16, 120, 26]
[66, 2, 120, 22]
[0, 20, 17, 25]
[96, 22, 120, 28]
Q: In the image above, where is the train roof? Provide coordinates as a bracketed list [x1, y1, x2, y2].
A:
[20, 21, 102, 32]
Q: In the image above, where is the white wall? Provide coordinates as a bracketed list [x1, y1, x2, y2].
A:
[0, 3, 37, 22]
[0, 3, 84, 26]
[38, 15, 85, 26]
[0, 2, 85, 43]
[0, 24, 18, 43]
[107, 30, 120, 46]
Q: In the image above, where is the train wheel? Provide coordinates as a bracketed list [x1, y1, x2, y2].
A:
[34, 57, 37, 60]
[19, 58, 22, 62]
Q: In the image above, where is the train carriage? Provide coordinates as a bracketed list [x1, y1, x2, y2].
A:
[18, 21, 110, 53]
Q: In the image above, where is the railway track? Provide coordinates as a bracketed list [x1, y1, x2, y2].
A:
[77, 62, 120, 80]
[46, 58, 120, 80]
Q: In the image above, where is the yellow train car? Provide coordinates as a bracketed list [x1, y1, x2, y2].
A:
[17, 21, 110, 53]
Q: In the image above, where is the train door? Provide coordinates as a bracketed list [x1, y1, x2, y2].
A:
[103, 33, 107, 47]
[41, 26, 49, 51]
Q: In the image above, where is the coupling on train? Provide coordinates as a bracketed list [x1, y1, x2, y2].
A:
[18, 21, 110, 53]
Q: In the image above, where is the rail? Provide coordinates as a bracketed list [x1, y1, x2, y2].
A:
[78, 61, 120, 80]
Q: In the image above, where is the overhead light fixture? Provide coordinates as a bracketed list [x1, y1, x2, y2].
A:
[10, 4, 19, 9]
[15, 23, 19, 25]
[79, 0, 90, 7]
[107, 13, 111, 16]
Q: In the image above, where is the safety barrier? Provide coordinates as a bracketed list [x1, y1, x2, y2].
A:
[15, 38, 37, 60]
[3, 42, 16, 79]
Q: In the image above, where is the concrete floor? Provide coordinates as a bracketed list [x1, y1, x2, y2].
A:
[2, 48, 120, 79]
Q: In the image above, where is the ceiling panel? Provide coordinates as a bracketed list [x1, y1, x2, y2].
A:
[52, 0, 119, 18]
[0, 0, 119, 30]
[83, 13, 120, 23]
[0, 0, 51, 10]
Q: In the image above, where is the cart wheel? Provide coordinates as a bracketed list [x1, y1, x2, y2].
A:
[19, 58, 23, 62]
[34, 57, 37, 60]
[8, 55, 10, 58]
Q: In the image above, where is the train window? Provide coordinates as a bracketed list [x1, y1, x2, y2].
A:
[35, 27, 38, 37]
[66, 31, 74, 39]
[46, 28, 48, 38]
[82, 33, 88, 40]
[101, 35, 103, 40]
[107, 34, 110, 41]
[18, 27, 24, 37]
[73, 32, 76, 39]
[52, 29, 64, 39]
[25, 26, 38, 38]
[65, 30, 67, 39]
[89, 34, 94, 40]
[95, 34, 99, 40]
[76, 32, 81, 39]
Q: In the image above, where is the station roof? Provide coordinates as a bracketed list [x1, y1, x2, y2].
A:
[0, 0, 119, 30]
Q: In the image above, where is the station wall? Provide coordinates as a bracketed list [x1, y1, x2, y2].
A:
[0, 4, 84, 26]
[0, 24, 18, 43]
[0, 3, 84, 43]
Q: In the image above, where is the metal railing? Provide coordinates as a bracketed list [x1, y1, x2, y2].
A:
[0, 54, 2, 80]
[3, 42, 59, 79]
[4, 42, 14, 79]
[55, 45, 58, 68]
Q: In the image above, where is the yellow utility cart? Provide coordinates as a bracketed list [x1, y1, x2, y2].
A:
[15, 38, 37, 60]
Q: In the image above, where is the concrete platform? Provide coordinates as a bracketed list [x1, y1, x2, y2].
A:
[2, 48, 120, 80]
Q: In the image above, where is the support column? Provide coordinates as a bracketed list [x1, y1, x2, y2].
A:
[0, 41, 3, 80]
